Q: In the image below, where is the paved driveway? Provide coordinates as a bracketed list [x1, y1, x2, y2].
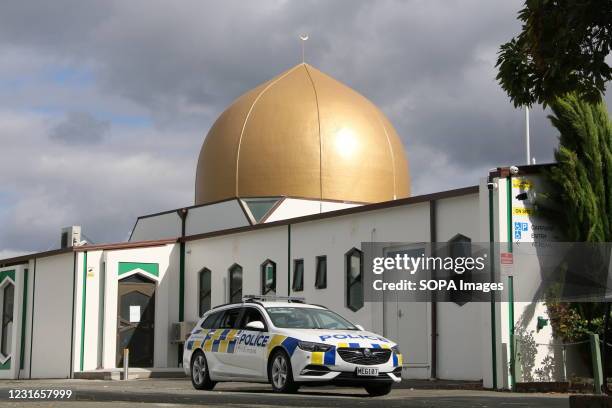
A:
[0, 379, 569, 407]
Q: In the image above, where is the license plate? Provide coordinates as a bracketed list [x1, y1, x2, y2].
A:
[356, 367, 379, 377]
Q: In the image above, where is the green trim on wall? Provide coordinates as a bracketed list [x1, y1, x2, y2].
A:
[179, 244, 185, 321]
[79, 252, 87, 372]
[0, 358, 10, 370]
[506, 176, 516, 390]
[20, 268, 28, 369]
[29, 259, 36, 378]
[0, 270, 15, 284]
[118, 262, 159, 277]
[0, 270, 16, 371]
[506, 177, 513, 253]
[488, 188, 497, 389]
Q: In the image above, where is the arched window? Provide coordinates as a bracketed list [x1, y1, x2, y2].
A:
[292, 259, 304, 292]
[261, 260, 276, 295]
[345, 248, 363, 311]
[315, 256, 327, 289]
[228, 264, 243, 303]
[1, 282, 15, 357]
[449, 234, 472, 306]
[199, 268, 212, 316]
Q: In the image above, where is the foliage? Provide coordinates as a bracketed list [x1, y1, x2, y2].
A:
[540, 93, 612, 343]
[496, 0, 612, 107]
[543, 94, 612, 242]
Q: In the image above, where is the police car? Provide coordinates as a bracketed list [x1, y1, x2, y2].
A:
[183, 296, 402, 396]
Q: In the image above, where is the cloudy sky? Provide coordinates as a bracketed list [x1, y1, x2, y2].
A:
[0, 0, 606, 257]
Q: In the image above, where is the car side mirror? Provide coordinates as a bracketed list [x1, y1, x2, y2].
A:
[245, 320, 265, 331]
[355, 324, 365, 331]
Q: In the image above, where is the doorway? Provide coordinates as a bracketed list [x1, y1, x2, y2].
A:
[117, 274, 155, 367]
[383, 246, 430, 368]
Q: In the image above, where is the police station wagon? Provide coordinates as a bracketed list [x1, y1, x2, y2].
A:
[183, 296, 402, 396]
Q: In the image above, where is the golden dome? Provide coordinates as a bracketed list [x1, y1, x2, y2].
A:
[195, 63, 410, 205]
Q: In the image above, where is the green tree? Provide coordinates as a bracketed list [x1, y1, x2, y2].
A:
[545, 94, 612, 242]
[496, 0, 612, 107]
[543, 94, 612, 365]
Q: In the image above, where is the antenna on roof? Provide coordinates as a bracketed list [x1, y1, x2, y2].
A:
[300, 34, 309, 63]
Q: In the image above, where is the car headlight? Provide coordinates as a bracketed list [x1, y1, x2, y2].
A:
[391, 345, 401, 354]
[297, 341, 333, 352]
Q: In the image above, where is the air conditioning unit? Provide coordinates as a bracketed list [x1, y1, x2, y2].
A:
[172, 321, 196, 343]
[61, 226, 81, 248]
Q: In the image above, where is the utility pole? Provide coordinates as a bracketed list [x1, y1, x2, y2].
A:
[525, 106, 531, 165]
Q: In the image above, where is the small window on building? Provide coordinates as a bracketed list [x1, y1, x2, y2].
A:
[261, 260, 276, 295]
[346, 248, 363, 311]
[229, 264, 243, 303]
[292, 259, 304, 292]
[199, 268, 212, 316]
[1, 283, 14, 357]
[449, 234, 472, 306]
[315, 256, 327, 289]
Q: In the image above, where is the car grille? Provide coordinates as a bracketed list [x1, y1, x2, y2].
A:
[337, 348, 391, 365]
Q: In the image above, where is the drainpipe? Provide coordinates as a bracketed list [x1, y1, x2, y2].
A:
[429, 200, 438, 380]
[488, 176, 498, 389]
[506, 177, 515, 391]
[177, 208, 187, 322]
[287, 224, 291, 296]
[177, 208, 187, 368]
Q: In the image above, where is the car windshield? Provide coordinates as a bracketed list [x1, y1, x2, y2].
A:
[266, 307, 358, 330]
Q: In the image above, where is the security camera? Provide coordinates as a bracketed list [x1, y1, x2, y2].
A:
[509, 166, 519, 175]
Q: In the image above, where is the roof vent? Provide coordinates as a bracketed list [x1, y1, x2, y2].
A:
[61, 226, 81, 248]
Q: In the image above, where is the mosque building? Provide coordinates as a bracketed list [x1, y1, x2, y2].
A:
[0, 63, 564, 389]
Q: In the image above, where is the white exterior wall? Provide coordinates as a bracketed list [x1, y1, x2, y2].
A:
[435, 194, 485, 380]
[76, 250, 105, 371]
[76, 244, 181, 371]
[184, 192, 483, 381]
[264, 198, 361, 223]
[29, 253, 75, 379]
[184, 226, 289, 324]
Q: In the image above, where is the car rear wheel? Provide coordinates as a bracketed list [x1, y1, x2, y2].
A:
[190, 351, 215, 390]
[364, 383, 393, 396]
[268, 350, 299, 393]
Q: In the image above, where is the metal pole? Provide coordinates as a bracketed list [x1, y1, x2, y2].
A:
[603, 303, 610, 394]
[123, 348, 129, 381]
[589, 333, 603, 394]
[525, 107, 531, 165]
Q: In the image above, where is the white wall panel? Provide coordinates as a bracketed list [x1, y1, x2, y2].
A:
[30, 253, 74, 379]
[130, 212, 181, 242]
[186, 200, 250, 236]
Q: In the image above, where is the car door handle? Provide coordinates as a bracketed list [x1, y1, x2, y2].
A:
[398, 309, 403, 318]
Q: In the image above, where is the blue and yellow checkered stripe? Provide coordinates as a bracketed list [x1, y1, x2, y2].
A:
[187, 329, 241, 353]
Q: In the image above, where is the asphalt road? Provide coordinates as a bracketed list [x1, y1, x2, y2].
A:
[0, 379, 570, 407]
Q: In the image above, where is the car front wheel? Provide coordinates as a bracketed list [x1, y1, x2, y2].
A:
[190, 351, 215, 390]
[268, 350, 299, 393]
[364, 383, 393, 396]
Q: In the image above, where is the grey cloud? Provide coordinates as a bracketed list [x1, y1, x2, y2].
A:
[49, 111, 111, 144]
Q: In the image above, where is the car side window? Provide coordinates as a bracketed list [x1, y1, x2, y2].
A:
[200, 311, 222, 329]
[240, 307, 267, 331]
[217, 307, 242, 329]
